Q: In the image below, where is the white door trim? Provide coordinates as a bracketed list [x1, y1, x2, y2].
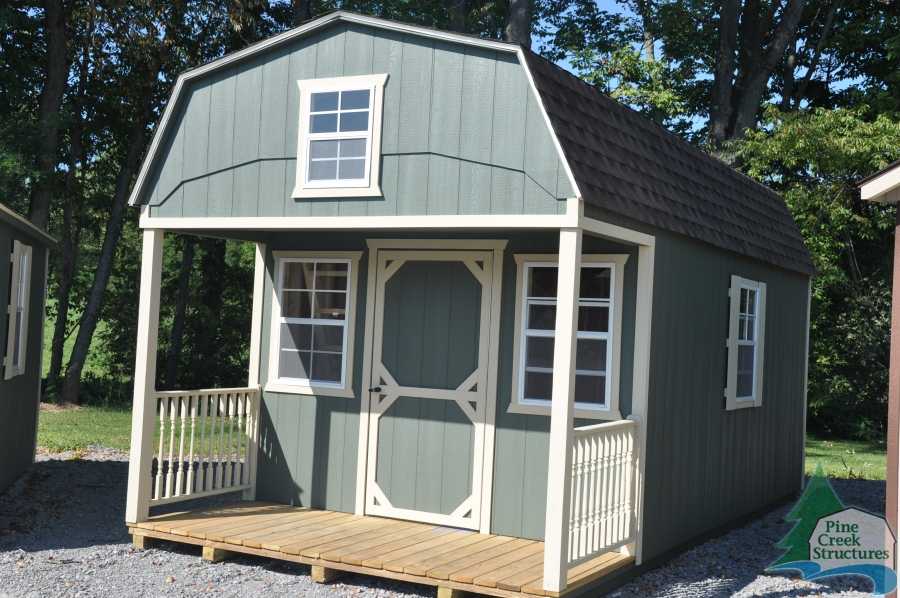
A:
[354, 239, 505, 534]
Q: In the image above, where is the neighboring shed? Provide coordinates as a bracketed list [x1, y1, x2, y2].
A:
[122, 12, 812, 598]
[0, 203, 53, 492]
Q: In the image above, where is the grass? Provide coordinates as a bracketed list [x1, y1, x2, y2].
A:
[37, 405, 133, 453]
[805, 435, 886, 480]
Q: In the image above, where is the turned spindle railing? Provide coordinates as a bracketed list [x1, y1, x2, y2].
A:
[147, 386, 260, 505]
[567, 418, 638, 565]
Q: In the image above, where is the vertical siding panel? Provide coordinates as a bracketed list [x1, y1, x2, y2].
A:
[491, 423, 526, 535]
[324, 405, 347, 509]
[458, 162, 491, 214]
[232, 60, 263, 217]
[314, 27, 346, 78]
[490, 57, 527, 171]
[296, 398, 317, 506]
[459, 48, 496, 164]
[207, 74, 236, 217]
[521, 420, 550, 538]
[523, 177, 556, 214]
[372, 33, 404, 155]
[368, 154, 399, 215]
[523, 91, 560, 209]
[154, 104, 185, 217]
[426, 155, 460, 214]
[429, 42, 463, 156]
[257, 49, 290, 217]
[342, 25, 374, 76]
[490, 169, 525, 214]
[181, 83, 211, 217]
[396, 39, 434, 154]
[556, 159, 574, 198]
[283, 37, 318, 218]
[397, 155, 429, 215]
[258, 161, 286, 217]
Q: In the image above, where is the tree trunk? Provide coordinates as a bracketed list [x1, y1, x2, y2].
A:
[504, 0, 532, 48]
[292, 0, 312, 26]
[29, 0, 71, 230]
[447, 0, 468, 32]
[164, 237, 195, 389]
[58, 72, 158, 405]
[794, 1, 838, 105]
[709, 0, 739, 146]
[635, 0, 655, 61]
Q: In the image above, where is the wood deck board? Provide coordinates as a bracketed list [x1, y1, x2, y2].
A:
[132, 502, 633, 598]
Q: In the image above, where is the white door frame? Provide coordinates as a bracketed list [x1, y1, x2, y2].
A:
[355, 239, 506, 534]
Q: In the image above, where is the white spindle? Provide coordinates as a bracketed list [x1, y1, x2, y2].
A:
[154, 399, 165, 500]
[186, 396, 197, 496]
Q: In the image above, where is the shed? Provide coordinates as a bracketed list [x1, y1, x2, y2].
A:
[0, 202, 53, 492]
[123, 12, 813, 597]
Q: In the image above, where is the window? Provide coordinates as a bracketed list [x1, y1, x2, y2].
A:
[4, 240, 32, 380]
[292, 74, 388, 198]
[509, 254, 627, 420]
[725, 275, 767, 410]
[267, 252, 361, 398]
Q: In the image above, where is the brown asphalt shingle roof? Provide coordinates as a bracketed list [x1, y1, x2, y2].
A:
[522, 51, 814, 276]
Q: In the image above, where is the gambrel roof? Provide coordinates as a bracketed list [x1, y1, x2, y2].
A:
[129, 11, 813, 275]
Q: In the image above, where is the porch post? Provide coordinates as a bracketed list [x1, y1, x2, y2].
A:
[125, 229, 164, 524]
[244, 241, 266, 500]
[543, 228, 582, 593]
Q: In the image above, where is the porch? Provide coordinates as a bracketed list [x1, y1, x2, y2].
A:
[129, 502, 633, 598]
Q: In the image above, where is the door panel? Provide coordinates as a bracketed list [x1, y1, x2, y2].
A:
[365, 250, 493, 529]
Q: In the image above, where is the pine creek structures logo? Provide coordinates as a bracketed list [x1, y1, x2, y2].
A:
[768, 467, 897, 595]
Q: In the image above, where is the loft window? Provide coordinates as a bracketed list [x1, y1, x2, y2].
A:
[4, 240, 32, 380]
[292, 74, 388, 198]
[725, 275, 767, 410]
[267, 252, 361, 399]
[508, 254, 628, 420]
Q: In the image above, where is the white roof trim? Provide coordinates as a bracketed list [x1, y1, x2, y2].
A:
[860, 163, 900, 203]
[0, 203, 56, 245]
[128, 11, 581, 207]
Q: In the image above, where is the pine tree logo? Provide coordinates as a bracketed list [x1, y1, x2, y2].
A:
[771, 465, 844, 567]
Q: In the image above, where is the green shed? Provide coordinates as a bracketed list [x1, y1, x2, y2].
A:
[0, 203, 53, 492]
[123, 12, 813, 598]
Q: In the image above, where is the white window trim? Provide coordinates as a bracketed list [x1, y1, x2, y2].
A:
[291, 74, 388, 199]
[508, 253, 627, 420]
[4, 240, 32, 380]
[725, 274, 767, 410]
[266, 250, 362, 398]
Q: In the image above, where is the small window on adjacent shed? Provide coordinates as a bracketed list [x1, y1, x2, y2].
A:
[292, 74, 388, 199]
[4, 240, 32, 380]
[725, 275, 766, 410]
[267, 252, 361, 398]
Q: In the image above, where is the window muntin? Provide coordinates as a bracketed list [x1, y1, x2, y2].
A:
[726, 275, 766, 409]
[4, 240, 31, 380]
[275, 258, 351, 388]
[519, 262, 615, 411]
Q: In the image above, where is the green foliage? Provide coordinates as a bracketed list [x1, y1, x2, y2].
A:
[772, 466, 844, 566]
[37, 405, 133, 452]
[734, 107, 900, 440]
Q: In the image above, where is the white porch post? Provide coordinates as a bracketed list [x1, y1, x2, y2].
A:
[243, 242, 266, 500]
[125, 229, 164, 524]
[543, 228, 582, 593]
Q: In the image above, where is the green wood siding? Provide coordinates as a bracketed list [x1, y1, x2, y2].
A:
[0, 224, 47, 492]
[640, 230, 808, 562]
[253, 231, 636, 540]
[142, 23, 572, 218]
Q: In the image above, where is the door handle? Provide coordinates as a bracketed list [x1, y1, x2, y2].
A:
[368, 386, 382, 393]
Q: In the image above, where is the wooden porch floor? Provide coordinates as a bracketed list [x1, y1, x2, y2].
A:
[128, 502, 632, 598]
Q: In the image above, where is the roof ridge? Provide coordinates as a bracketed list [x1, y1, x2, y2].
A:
[521, 49, 786, 205]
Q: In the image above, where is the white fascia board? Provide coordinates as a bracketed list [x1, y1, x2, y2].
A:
[860, 164, 900, 202]
[126, 11, 521, 208]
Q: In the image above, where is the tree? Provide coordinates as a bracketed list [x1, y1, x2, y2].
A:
[772, 467, 843, 565]
[505, 0, 532, 47]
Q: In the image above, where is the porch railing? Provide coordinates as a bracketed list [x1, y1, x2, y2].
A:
[567, 418, 639, 565]
[147, 386, 260, 505]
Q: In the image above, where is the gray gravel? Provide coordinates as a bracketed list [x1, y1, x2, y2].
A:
[0, 449, 887, 597]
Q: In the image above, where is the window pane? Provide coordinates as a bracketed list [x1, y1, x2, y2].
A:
[279, 350, 311, 379]
[527, 303, 556, 330]
[339, 138, 367, 158]
[737, 372, 753, 398]
[311, 91, 338, 112]
[280, 323, 311, 351]
[13, 311, 22, 364]
[308, 159, 337, 180]
[310, 139, 338, 159]
[313, 324, 344, 353]
[338, 159, 366, 180]
[745, 315, 755, 341]
[315, 262, 348, 291]
[282, 290, 312, 318]
[283, 262, 314, 289]
[529, 267, 558, 297]
[314, 291, 347, 319]
[578, 305, 609, 332]
[339, 111, 369, 132]
[312, 352, 342, 383]
[340, 89, 370, 110]
[523, 371, 552, 401]
[575, 374, 606, 406]
[525, 336, 554, 368]
[310, 113, 338, 133]
[580, 267, 611, 299]
[576, 338, 606, 372]
[738, 344, 754, 374]
[747, 289, 756, 315]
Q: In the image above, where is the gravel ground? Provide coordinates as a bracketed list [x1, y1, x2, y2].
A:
[0, 449, 887, 597]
